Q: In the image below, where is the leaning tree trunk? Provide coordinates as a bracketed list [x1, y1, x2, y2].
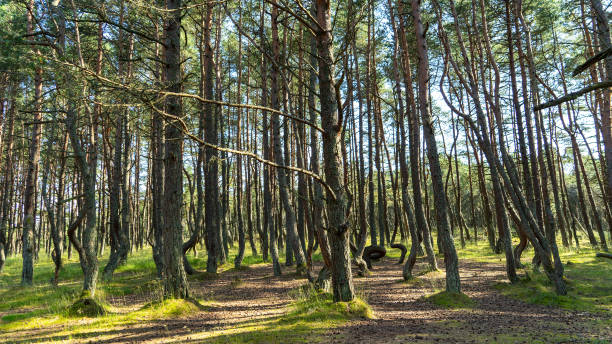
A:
[103, 116, 127, 280]
[349, 33, 368, 275]
[412, 0, 460, 292]
[65, 111, 99, 297]
[387, 0, 419, 280]
[51, 0, 99, 296]
[104, 6, 132, 280]
[396, 0, 437, 271]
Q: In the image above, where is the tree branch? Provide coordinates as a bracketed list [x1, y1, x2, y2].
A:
[534, 80, 612, 111]
[572, 47, 612, 76]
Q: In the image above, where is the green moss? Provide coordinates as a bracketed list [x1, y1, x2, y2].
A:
[426, 291, 475, 309]
[141, 298, 205, 317]
[495, 277, 609, 313]
[402, 277, 425, 286]
[332, 298, 375, 319]
[67, 297, 109, 317]
[289, 285, 374, 320]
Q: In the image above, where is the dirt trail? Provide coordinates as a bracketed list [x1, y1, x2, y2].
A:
[4, 257, 611, 343]
[87, 265, 305, 343]
[327, 258, 611, 343]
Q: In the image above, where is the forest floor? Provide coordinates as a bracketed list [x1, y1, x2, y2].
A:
[0, 243, 611, 343]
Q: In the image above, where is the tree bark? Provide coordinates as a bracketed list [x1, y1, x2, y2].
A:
[314, 0, 355, 302]
[412, 0, 460, 292]
[161, 0, 189, 299]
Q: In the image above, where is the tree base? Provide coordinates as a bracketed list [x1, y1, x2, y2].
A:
[67, 297, 108, 317]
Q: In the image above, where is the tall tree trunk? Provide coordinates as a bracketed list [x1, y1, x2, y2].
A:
[270, 0, 306, 272]
[590, 0, 612, 231]
[412, 0, 460, 292]
[203, 0, 221, 274]
[396, 0, 437, 270]
[0, 86, 16, 273]
[234, 7, 246, 268]
[314, 0, 355, 302]
[161, 0, 189, 299]
[21, 0, 43, 286]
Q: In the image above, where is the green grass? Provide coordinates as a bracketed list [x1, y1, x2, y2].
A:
[197, 286, 374, 343]
[451, 237, 612, 313]
[0, 244, 334, 343]
[140, 298, 207, 317]
[493, 247, 612, 313]
[0, 297, 208, 343]
[391, 235, 612, 314]
[288, 285, 374, 320]
[1, 235, 609, 342]
[0, 246, 259, 333]
[426, 291, 475, 309]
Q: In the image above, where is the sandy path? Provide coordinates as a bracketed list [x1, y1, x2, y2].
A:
[326, 257, 611, 343]
[3, 257, 610, 343]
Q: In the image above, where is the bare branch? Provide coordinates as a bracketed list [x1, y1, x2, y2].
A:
[572, 47, 612, 76]
[533, 80, 612, 111]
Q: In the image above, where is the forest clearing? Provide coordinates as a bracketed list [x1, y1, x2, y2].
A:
[1, 0, 612, 342]
[1, 245, 611, 343]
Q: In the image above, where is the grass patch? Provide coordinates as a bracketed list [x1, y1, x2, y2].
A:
[141, 298, 206, 317]
[494, 279, 596, 312]
[401, 277, 425, 286]
[455, 238, 612, 313]
[289, 285, 374, 320]
[67, 296, 109, 317]
[0, 246, 259, 337]
[426, 291, 475, 309]
[493, 247, 612, 313]
[0, 296, 207, 341]
[196, 286, 373, 343]
[0, 243, 323, 342]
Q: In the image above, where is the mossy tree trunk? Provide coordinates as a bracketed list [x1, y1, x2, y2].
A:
[314, 0, 355, 302]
